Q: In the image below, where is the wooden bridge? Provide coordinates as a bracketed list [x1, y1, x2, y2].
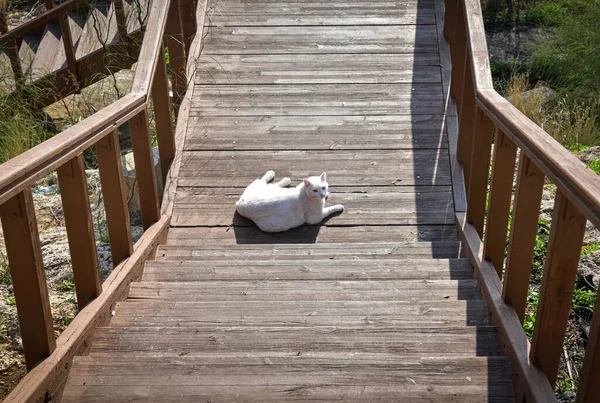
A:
[1, 0, 600, 401]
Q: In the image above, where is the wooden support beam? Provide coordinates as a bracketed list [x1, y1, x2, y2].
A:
[58, 13, 78, 88]
[502, 154, 545, 323]
[165, 0, 187, 107]
[0, 191, 56, 369]
[45, 0, 54, 10]
[484, 130, 517, 278]
[577, 287, 600, 402]
[457, 58, 476, 187]
[0, 6, 8, 34]
[7, 37, 24, 85]
[531, 191, 586, 386]
[443, 0, 458, 46]
[151, 47, 176, 186]
[96, 130, 133, 266]
[466, 108, 493, 237]
[57, 154, 101, 310]
[129, 109, 160, 230]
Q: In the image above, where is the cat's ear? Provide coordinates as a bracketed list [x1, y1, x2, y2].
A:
[303, 178, 312, 187]
[321, 172, 327, 181]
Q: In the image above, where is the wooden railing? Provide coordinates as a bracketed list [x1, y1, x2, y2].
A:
[444, 0, 600, 401]
[0, 0, 200, 401]
[0, 0, 195, 106]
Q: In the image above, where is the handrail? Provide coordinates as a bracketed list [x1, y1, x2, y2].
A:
[0, 0, 199, 401]
[444, 0, 600, 402]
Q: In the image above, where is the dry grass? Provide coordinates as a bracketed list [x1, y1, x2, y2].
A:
[506, 74, 600, 148]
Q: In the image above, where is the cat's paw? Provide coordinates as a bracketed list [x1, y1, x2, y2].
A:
[335, 204, 345, 212]
[279, 177, 291, 187]
[262, 170, 276, 182]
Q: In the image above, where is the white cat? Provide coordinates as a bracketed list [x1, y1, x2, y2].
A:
[236, 171, 344, 233]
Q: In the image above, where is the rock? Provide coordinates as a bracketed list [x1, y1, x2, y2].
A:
[121, 148, 163, 213]
[521, 86, 557, 104]
[576, 146, 600, 165]
[578, 250, 600, 288]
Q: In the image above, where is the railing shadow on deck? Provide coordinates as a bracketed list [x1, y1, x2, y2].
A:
[443, 0, 600, 402]
[0, 0, 201, 401]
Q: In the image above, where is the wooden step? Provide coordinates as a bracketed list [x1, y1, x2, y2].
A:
[62, 355, 513, 402]
[110, 300, 489, 327]
[30, 22, 63, 80]
[127, 279, 480, 302]
[166, 226, 459, 246]
[173, 186, 455, 226]
[143, 258, 473, 281]
[124, 0, 150, 34]
[19, 33, 40, 77]
[156, 241, 463, 260]
[89, 326, 501, 357]
[75, 1, 118, 60]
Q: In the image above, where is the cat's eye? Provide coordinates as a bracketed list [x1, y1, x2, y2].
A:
[313, 189, 318, 192]
[321, 187, 325, 190]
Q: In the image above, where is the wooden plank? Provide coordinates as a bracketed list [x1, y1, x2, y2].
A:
[88, 326, 500, 356]
[124, 0, 150, 34]
[502, 154, 545, 323]
[129, 108, 160, 230]
[463, 0, 493, 90]
[58, 12, 78, 81]
[75, 2, 118, 60]
[150, 48, 175, 185]
[466, 108, 493, 236]
[111, 299, 490, 327]
[184, 115, 447, 151]
[128, 279, 480, 301]
[173, 186, 455, 226]
[201, 26, 439, 55]
[190, 83, 445, 116]
[483, 130, 517, 277]
[0, 190, 56, 369]
[142, 258, 473, 281]
[577, 287, 600, 402]
[95, 130, 133, 266]
[530, 191, 586, 386]
[57, 154, 101, 310]
[156, 241, 464, 260]
[207, 0, 436, 26]
[178, 150, 451, 187]
[456, 212, 557, 402]
[165, 0, 186, 107]
[63, 354, 512, 402]
[166, 225, 459, 245]
[195, 54, 441, 84]
[30, 22, 62, 80]
[3, 216, 169, 403]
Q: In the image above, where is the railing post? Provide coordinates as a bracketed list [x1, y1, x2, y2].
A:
[7, 36, 24, 86]
[0, 4, 8, 34]
[450, 0, 466, 112]
[577, 288, 600, 402]
[502, 154, 545, 323]
[129, 109, 160, 230]
[180, 0, 197, 54]
[58, 13, 79, 91]
[96, 130, 133, 266]
[444, 0, 458, 49]
[0, 191, 56, 369]
[466, 108, 494, 237]
[151, 46, 176, 186]
[57, 154, 102, 310]
[483, 130, 517, 277]
[45, 0, 54, 10]
[165, 0, 187, 108]
[531, 191, 586, 386]
[113, 0, 131, 64]
[457, 58, 476, 188]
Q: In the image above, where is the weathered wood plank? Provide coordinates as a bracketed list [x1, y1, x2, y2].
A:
[172, 186, 455, 226]
[196, 54, 441, 84]
[112, 299, 489, 327]
[0, 190, 56, 369]
[128, 279, 480, 301]
[57, 154, 101, 310]
[155, 241, 464, 260]
[184, 115, 447, 151]
[207, 0, 436, 26]
[166, 225, 459, 245]
[142, 258, 473, 281]
[178, 150, 451, 187]
[89, 326, 499, 356]
[201, 26, 439, 54]
[190, 84, 445, 116]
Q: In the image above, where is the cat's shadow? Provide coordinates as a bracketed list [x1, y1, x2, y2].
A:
[231, 210, 343, 244]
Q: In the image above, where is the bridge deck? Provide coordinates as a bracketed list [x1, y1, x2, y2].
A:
[61, 0, 515, 401]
